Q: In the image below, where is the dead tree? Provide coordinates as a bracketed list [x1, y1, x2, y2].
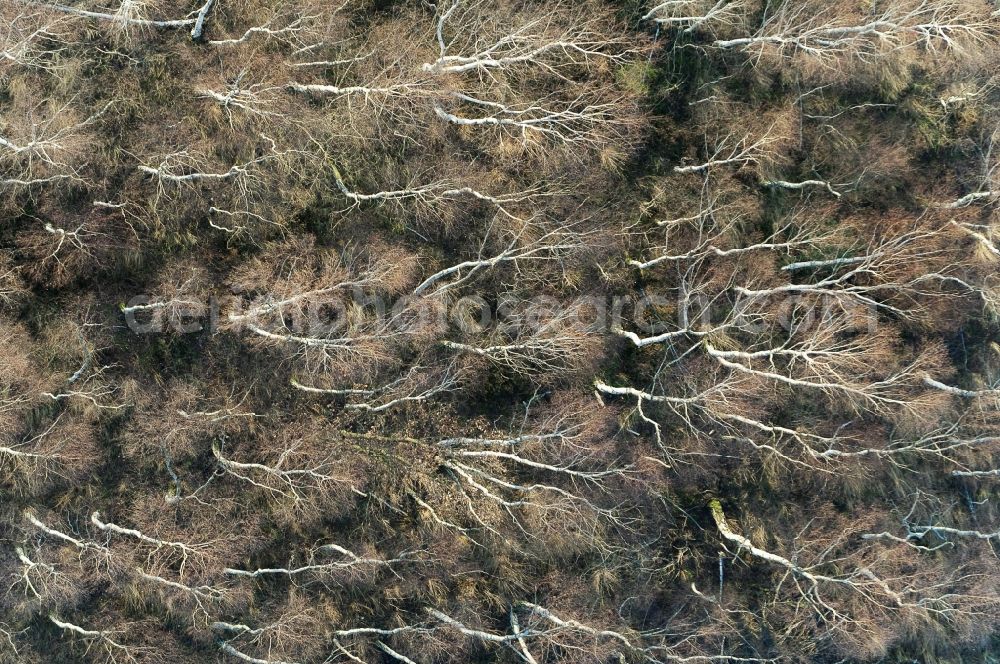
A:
[293, 361, 461, 413]
[642, 0, 747, 37]
[710, 0, 994, 76]
[210, 425, 363, 519]
[413, 218, 594, 296]
[137, 133, 309, 235]
[673, 122, 785, 176]
[0, 98, 112, 188]
[708, 499, 985, 648]
[423, 0, 635, 75]
[25, 0, 217, 42]
[224, 541, 418, 583]
[443, 298, 602, 380]
[120, 263, 210, 334]
[0, 253, 26, 310]
[0, 7, 68, 75]
[224, 238, 418, 378]
[329, 162, 546, 223]
[421, 0, 644, 158]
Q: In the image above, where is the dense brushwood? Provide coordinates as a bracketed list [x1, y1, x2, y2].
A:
[1, 1, 1000, 662]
